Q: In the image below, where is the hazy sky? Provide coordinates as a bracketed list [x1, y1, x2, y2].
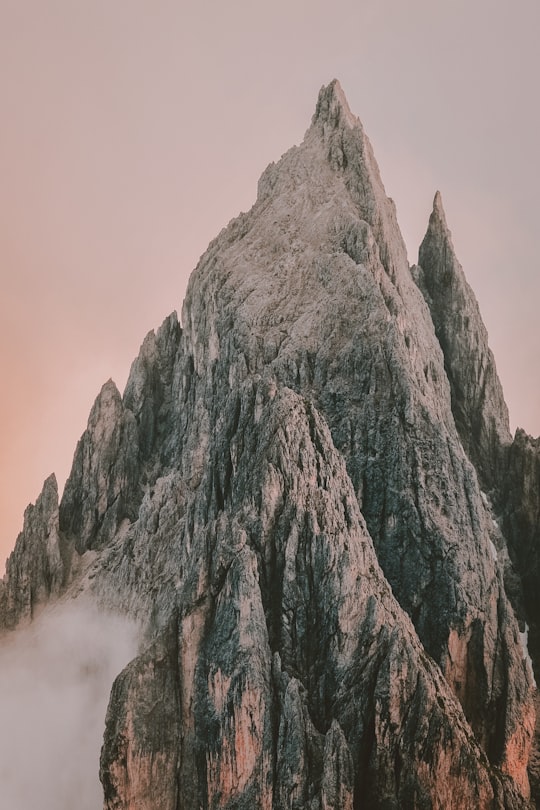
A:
[1, 0, 539, 563]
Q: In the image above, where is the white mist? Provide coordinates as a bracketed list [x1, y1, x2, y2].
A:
[0, 600, 139, 809]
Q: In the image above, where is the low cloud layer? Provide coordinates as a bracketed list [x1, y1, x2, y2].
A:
[0, 600, 139, 809]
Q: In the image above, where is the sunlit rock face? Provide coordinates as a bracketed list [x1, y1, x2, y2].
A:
[1, 80, 539, 809]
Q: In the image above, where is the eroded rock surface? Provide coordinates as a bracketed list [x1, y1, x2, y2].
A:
[414, 191, 512, 489]
[0, 474, 66, 627]
[100, 382, 524, 809]
[179, 79, 534, 786]
[1, 80, 537, 809]
[59, 379, 141, 553]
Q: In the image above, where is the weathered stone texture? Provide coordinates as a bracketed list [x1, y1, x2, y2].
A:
[0, 474, 66, 628]
[414, 191, 512, 489]
[1, 80, 537, 809]
[59, 379, 141, 553]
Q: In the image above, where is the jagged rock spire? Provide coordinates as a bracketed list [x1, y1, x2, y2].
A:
[414, 191, 512, 486]
[59, 379, 141, 553]
[313, 78, 359, 130]
[182, 83, 533, 796]
[308, 80, 410, 284]
[0, 473, 64, 628]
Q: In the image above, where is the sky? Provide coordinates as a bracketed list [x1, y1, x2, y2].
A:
[1, 0, 539, 564]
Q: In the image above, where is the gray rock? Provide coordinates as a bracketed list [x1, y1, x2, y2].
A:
[99, 381, 521, 808]
[181, 78, 534, 787]
[503, 430, 540, 636]
[1, 80, 536, 808]
[123, 311, 182, 465]
[500, 429, 540, 797]
[414, 191, 512, 489]
[59, 379, 141, 552]
[0, 474, 66, 628]
[100, 624, 181, 810]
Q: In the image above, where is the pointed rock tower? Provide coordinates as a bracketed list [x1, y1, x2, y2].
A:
[414, 191, 512, 488]
[2, 80, 538, 809]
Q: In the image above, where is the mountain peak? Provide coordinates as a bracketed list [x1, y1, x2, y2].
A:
[432, 189, 446, 220]
[416, 193, 512, 478]
[313, 79, 358, 130]
[42, 472, 58, 497]
[306, 79, 410, 282]
[425, 190, 451, 243]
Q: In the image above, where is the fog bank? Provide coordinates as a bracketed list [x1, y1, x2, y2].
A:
[0, 600, 139, 809]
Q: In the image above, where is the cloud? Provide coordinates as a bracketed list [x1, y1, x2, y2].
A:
[0, 600, 139, 810]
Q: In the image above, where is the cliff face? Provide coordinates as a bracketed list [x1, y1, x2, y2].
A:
[414, 191, 512, 490]
[1, 80, 538, 809]
[501, 431, 540, 800]
[0, 474, 65, 628]
[503, 431, 540, 648]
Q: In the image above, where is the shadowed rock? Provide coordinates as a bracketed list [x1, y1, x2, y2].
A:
[414, 191, 512, 489]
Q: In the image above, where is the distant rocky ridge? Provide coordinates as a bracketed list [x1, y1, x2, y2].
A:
[1, 80, 539, 809]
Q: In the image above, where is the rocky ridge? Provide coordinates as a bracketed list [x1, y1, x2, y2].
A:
[0, 474, 64, 628]
[1, 80, 538, 809]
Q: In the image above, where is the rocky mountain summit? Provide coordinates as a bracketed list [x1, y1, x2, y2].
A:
[1, 80, 539, 809]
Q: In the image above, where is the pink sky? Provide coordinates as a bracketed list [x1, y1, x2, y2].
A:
[1, 0, 539, 564]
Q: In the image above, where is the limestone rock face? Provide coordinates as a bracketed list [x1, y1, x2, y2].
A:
[503, 431, 540, 639]
[99, 382, 522, 809]
[414, 192, 512, 488]
[181, 79, 533, 786]
[100, 628, 181, 810]
[123, 311, 182, 465]
[1, 80, 537, 809]
[0, 474, 66, 628]
[414, 194, 540, 796]
[59, 379, 141, 553]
